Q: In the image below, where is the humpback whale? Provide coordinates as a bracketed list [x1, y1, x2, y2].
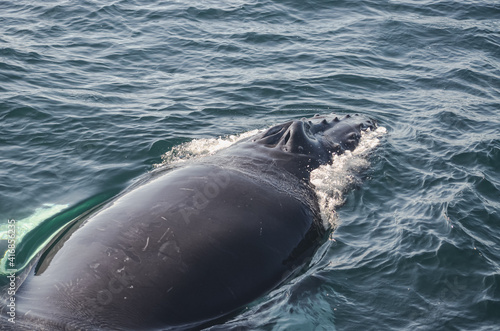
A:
[8, 114, 376, 330]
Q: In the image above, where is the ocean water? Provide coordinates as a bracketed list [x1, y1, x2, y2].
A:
[1, 0, 499, 330]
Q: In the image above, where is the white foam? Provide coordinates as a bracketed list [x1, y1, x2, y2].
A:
[311, 126, 387, 228]
[155, 129, 260, 167]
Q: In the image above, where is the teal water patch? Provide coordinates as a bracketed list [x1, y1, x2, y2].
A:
[0, 191, 118, 281]
[0, 204, 68, 243]
[0, 204, 68, 277]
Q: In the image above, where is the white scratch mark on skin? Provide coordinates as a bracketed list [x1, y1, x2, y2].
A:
[227, 286, 237, 300]
[142, 237, 150, 251]
[161, 216, 167, 221]
[158, 228, 170, 243]
[180, 188, 194, 191]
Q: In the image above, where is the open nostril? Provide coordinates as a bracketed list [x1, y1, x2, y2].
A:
[283, 131, 291, 144]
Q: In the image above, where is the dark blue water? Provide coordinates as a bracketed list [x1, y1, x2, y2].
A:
[1, 0, 499, 329]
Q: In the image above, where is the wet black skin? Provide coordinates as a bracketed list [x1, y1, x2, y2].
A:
[10, 114, 375, 330]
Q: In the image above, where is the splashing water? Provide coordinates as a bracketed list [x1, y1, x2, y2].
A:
[155, 129, 260, 167]
[311, 126, 387, 228]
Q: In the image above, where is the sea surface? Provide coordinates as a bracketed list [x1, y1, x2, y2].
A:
[1, 0, 499, 330]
